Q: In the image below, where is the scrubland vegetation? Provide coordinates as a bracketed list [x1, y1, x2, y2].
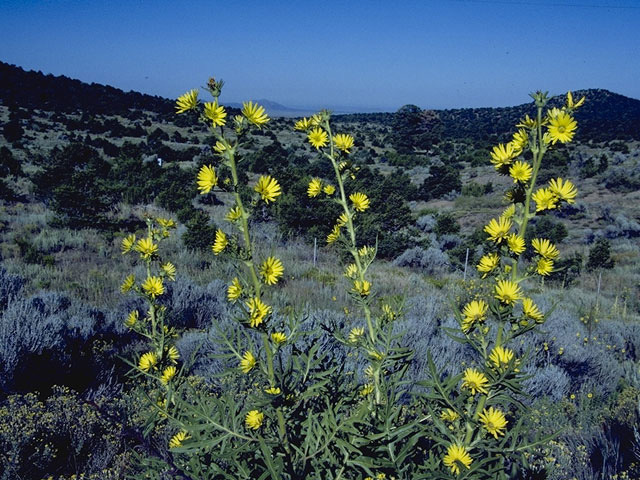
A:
[1, 62, 640, 479]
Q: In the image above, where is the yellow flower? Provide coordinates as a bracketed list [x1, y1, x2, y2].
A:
[477, 252, 499, 277]
[327, 225, 341, 244]
[344, 263, 357, 278]
[240, 351, 256, 373]
[494, 279, 521, 305]
[484, 217, 512, 243]
[531, 238, 559, 260]
[125, 310, 138, 328]
[509, 161, 532, 183]
[512, 129, 528, 150]
[169, 430, 190, 449]
[294, 117, 313, 131]
[175, 89, 198, 114]
[134, 237, 158, 259]
[323, 184, 335, 195]
[167, 345, 180, 362]
[121, 274, 136, 294]
[547, 111, 577, 144]
[462, 368, 489, 395]
[121, 234, 136, 254]
[506, 233, 526, 255]
[139, 352, 158, 371]
[461, 300, 488, 333]
[245, 410, 264, 430]
[336, 212, 349, 227]
[161, 262, 176, 281]
[360, 384, 374, 396]
[260, 256, 284, 285]
[161, 366, 177, 385]
[227, 277, 243, 302]
[348, 327, 365, 343]
[536, 258, 554, 276]
[254, 175, 282, 203]
[197, 165, 218, 194]
[142, 276, 164, 298]
[308, 127, 328, 149]
[203, 101, 226, 126]
[443, 444, 473, 475]
[489, 346, 514, 370]
[479, 407, 508, 439]
[566, 91, 585, 110]
[440, 408, 460, 422]
[307, 178, 323, 197]
[271, 332, 287, 344]
[353, 280, 371, 296]
[212, 229, 228, 255]
[246, 297, 271, 327]
[500, 204, 516, 220]
[225, 205, 243, 222]
[548, 177, 577, 204]
[522, 298, 543, 322]
[516, 114, 537, 129]
[490, 142, 520, 169]
[265, 386, 281, 395]
[157, 217, 176, 229]
[349, 192, 370, 212]
[242, 101, 269, 127]
[334, 133, 355, 153]
[532, 187, 558, 212]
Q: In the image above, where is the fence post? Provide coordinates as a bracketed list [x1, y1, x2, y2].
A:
[463, 248, 469, 282]
[313, 238, 317, 267]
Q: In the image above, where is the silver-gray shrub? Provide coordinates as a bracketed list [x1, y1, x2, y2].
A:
[393, 246, 451, 276]
[416, 214, 437, 233]
[0, 267, 24, 310]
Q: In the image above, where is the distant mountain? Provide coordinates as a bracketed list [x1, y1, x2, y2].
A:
[1, 61, 639, 142]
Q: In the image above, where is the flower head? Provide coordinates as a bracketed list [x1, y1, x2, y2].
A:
[121, 274, 136, 294]
[260, 256, 284, 285]
[477, 252, 500, 277]
[240, 351, 256, 373]
[254, 175, 282, 203]
[169, 431, 190, 449]
[307, 178, 323, 197]
[203, 101, 227, 126]
[348, 327, 365, 343]
[197, 165, 218, 194]
[334, 133, 354, 153]
[522, 298, 544, 322]
[161, 262, 176, 281]
[225, 205, 242, 222]
[265, 386, 281, 395]
[349, 192, 370, 212]
[135, 237, 158, 259]
[271, 332, 287, 344]
[125, 310, 138, 329]
[142, 276, 164, 298]
[489, 346, 514, 370]
[308, 127, 328, 149]
[531, 238, 559, 260]
[506, 233, 526, 255]
[536, 258, 554, 276]
[462, 368, 489, 395]
[246, 297, 271, 327]
[242, 101, 269, 127]
[166, 345, 180, 363]
[461, 300, 488, 333]
[517, 114, 537, 129]
[323, 184, 335, 195]
[484, 217, 512, 244]
[121, 234, 136, 254]
[547, 111, 577, 144]
[548, 177, 577, 204]
[212, 229, 228, 255]
[245, 410, 264, 430]
[494, 279, 522, 305]
[353, 280, 371, 297]
[479, 407, 508, 439]
[509, 161, 532, 183]
[175, 89, 199, 114]
[294, 117, 314, 131]
[443, 444, 473, 475]
[566, 91, 586, 110]
[139, 351, 158, 371]
[440, 408, 460, 422]
[327, 225, 341, 244]
[227, 277, 243, 302]
[532, 187, 558, 212]
[161, 366, 177, 385]
[512, 129, 528, 150]
[490, 142, 520, 169]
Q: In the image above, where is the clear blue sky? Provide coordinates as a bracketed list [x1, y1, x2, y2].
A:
[1, 0, 639, 111]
